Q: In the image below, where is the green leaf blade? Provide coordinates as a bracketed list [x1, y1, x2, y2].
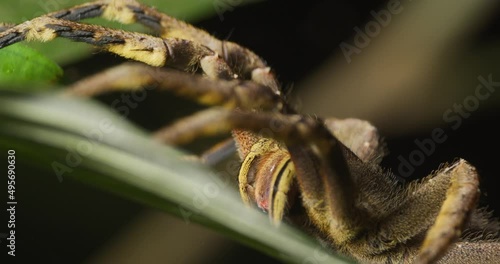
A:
[0, 44, 63, 86]
[0, 91, 355, 264]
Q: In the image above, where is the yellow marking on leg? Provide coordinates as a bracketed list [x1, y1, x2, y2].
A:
[106, 36, 167, 67]
[196, 93, 225, 106]
[102, 0, 136, 24]
[24, 18, 57, 42]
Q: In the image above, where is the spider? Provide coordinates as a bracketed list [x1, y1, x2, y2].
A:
[1, 1, 499, 263]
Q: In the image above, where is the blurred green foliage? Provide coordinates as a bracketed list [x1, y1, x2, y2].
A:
[0, 44, 63, 85]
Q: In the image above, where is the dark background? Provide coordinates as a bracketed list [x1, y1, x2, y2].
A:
[2, 0, 500, 263]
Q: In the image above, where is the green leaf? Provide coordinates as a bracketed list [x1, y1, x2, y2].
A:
[0, 90, 355, 264]
[0, 44, 63, 85]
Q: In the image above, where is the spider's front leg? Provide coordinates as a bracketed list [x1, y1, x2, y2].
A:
[0, 0, 279, 90]
[0, 16, 233, 79]
[64, 62, 283, 112]
[60, 62, 288, 150]
[63, 62, 286, 165]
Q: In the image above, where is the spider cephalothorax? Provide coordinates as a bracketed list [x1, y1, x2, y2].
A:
[1, 1, 499, 263]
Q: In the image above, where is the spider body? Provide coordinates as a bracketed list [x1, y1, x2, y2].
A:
[1, 1, 499, 263]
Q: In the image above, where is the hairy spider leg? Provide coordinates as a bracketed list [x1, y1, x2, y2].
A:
[6, 0, 280, 91]
[0, 16, 234, 79]
[416, 159, 480, 263]
[153, 108, 232, 145]
[65, 63, 283, 112]
[64, 62, 285, 167]
[347, 159, 489, 263]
